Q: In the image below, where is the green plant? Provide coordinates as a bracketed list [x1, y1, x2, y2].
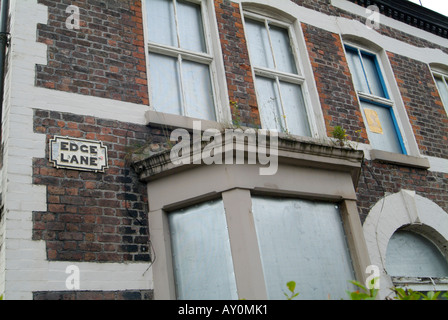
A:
[391, 288, 446, 300]
[282, 279, 447, 300]
[346, 278, 379, 300]
[230, 100, 242, 128]
[284, 281, 299, 300]
[331, 125, 347, 146]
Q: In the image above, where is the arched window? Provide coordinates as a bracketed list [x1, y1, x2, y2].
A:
[386, 229, 448, 278]
[363, 190, 448, 298]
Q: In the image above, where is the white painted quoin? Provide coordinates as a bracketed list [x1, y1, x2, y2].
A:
[0, 0, 447, 300]
[0, 0, 152, 300]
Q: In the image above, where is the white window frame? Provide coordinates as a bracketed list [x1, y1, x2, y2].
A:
[432, 70, 448, 116]
[343, 41, 409, 155]
[242, 10, 319, 138]
[142, 0, 231, 125]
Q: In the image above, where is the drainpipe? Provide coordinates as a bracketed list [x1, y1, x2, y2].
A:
[0, 0, 10, 128]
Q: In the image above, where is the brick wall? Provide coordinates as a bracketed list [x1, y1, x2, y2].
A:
[356, 160, 448, 223]
[36, 0, 149, 105]
[32, 109, 153, 262]
[302, 23, 369, 143]
[215, 0, 260, 128]
[388, 52, 448, 160]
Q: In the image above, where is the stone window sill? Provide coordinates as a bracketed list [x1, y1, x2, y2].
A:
[370, 149, 430, 169]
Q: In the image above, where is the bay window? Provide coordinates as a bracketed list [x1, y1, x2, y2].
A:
[136, 140, 370, 300]
[251, 197, 356, 300]
[168, 199, 238, 300]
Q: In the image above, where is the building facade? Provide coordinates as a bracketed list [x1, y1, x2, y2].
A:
[0, 0, 447, 300]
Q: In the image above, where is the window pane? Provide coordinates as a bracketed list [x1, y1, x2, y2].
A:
[279, 81, 311, 136]
[148, 53, 183, 115]
[361, 100, 403, 154]
[245, 19, 275, 69]
[182, 60, 216, 121]
[345, 49, 370, 94]
[146, 0, 177, 47]
[255, 76, 285, 132]
[386, 230, 448, 277]
[252, 197, 356, 300]
[169, 200, 238, 300]
[435, 77, 448, 112]
[269, 25, 297, 74]
[177, 0, 206, 53]
[361, 53, 386, 98]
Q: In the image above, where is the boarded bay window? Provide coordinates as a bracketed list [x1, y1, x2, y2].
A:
[244, 14, 312, 137]
[251, 197, 356, 300]
[145, 0, 218, 121]
[433, 72, 448, 116]
[168, 199, 238, 300]
[345, 45, 406, 154]
[139, 140, 369, 300]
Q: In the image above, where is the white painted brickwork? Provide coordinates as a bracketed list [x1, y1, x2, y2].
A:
[0, 0, 152, 300]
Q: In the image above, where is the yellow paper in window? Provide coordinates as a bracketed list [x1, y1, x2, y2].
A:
[364, 108, 383, 134]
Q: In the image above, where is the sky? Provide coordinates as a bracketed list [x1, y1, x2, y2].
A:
[406, 0, 448, 17]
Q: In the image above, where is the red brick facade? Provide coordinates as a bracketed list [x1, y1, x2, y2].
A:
[33, 109, 151, 262]
[36, 0, 149, 105]
[26, 0, 448, 299]
[215, 0, 260, 128]
[388, 52, 448, 159]
[302, 23, 369, 143]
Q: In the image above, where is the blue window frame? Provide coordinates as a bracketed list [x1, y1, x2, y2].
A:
[345, 45, 406, 155]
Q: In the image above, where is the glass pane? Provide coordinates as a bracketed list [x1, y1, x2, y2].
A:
[146, 0, 177, 47]
[269, 25, 297, 74]
[361, 100, 403, 154]
[148, 53, 183, 115]
[177, 0, 206, 53]
[345, 48, 370, 94]
[255, 76, 285, 132]
[361, 53, 386, 98]
[252, 197, 356, 300]
[182, 60, 216, 121]
[279, 81, 311, 136]
[245, 19, 275, 69]
[169, 200, 238, 300]
[435, 77, 448, 113]
[386, 230, 448, 277]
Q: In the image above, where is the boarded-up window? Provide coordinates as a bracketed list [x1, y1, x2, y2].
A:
[168, 199, 238, 300]
[251, 197, 355, 300]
